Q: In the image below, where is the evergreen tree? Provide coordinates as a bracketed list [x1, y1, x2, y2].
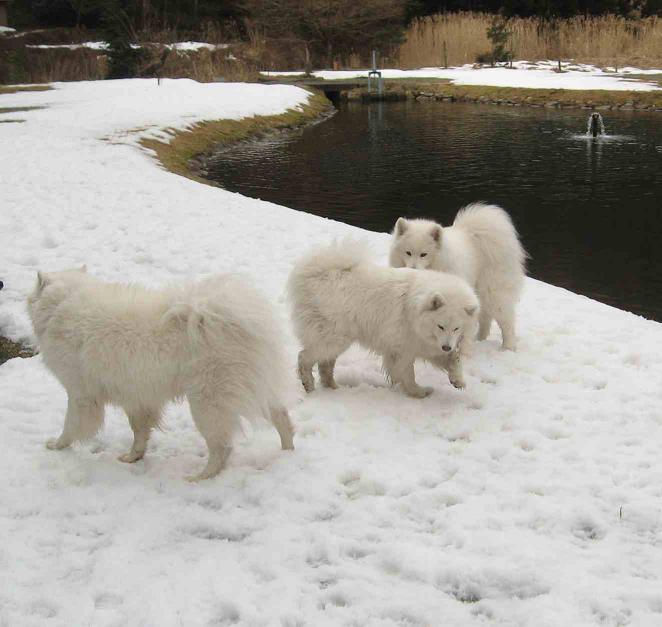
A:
[486, 15, 512, 65]
[99, 0, 144, 79]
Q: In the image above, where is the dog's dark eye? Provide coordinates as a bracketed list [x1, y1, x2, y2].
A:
[406, 251, 412, 256]
[438, 325, 444, 331]
[454, 327, 459, 332]
[420, 253, 427, 258]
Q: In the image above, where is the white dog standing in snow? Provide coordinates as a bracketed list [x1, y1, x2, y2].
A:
[28, 268, 294, 482]
[288, 241, 479, 398]
[389, 203, 526, 350]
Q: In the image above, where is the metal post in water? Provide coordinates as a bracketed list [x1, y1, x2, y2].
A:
[368, 49, 383, 97]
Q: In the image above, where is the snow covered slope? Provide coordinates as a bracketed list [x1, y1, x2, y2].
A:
[1, 79, 662, 626]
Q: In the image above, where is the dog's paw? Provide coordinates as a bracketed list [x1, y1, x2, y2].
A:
[118, 450, 144, 463]
[450, 378, 466, 390]
[185, 472, 214, 483]
[46, 437, 69, 450]
[407, 385, 433, 398]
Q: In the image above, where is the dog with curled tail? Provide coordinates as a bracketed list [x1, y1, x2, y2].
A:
[288, 240, 479, 398]
[28, 267, 294, 482]
[390, 203, 526, 350]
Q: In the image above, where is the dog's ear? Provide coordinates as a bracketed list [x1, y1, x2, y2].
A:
[430, 224, 442, 244]
[79, 265, 87, 273]
[395, 217, 408, 237]
[429, 295, 444, 310]
[465, 306, 477, 317]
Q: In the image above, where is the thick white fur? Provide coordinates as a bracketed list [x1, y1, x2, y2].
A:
[389, 202, 526, 350]
[28, 268, 294, 482]
[288, 240, 479, 398]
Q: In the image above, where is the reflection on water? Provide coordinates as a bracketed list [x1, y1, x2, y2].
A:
[206, 101, 662, 321]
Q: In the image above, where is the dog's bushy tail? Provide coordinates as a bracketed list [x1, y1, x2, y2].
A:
[453, 202, 528, 274]
[163, 275, 290, 418]
[162, 300, 213, 345]
[287, 238, 370, 294]
[163, 276, 279, 353]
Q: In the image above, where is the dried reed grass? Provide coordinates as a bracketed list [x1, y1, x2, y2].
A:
[399, 13, 662, 69]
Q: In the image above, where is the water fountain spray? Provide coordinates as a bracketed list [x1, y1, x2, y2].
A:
[587, 112, 606, 137]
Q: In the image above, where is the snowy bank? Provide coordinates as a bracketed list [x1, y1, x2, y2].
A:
[1, 79, 662, 626]
[24, 41, 230, 52]
[264, 60, 662, 92]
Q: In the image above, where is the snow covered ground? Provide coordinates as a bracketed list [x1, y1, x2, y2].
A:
[24, 41, 229, 52]
[264, 60, 662, 92]
[2, 79, 662, 626]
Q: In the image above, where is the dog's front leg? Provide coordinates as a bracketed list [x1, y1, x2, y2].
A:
[431, 351, 466, 389]
[395, 356, 433, 398]
[447, 349, 466, 389]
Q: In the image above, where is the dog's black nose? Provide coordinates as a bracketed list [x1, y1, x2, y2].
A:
[442, 345, 451, 352]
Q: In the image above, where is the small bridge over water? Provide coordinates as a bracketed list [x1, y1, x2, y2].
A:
[260, 77, 368, 104]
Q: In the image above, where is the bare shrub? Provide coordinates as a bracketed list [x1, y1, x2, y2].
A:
[242, 0, 408, 67]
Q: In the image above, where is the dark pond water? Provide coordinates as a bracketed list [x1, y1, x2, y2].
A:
[206, 101, 662, 321]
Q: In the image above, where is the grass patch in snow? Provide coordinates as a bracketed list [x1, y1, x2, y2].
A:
[442, 84, 662, 107]
[623, 73, 662, 88]
[0, 105, 45, 113]
[388, 80, 662, 108]
[0, 336, 35, 365]
[141, 90, 332, 182]
[0, 85, 52, 95]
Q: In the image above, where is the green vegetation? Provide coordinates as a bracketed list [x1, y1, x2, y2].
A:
[0, 336, 35, 366]
[484, 15, 513, 65]
[0, 85, 52, 95]
[141, 90, 332, 182]
[341, 79, 662, 110]
[426, 83, 662, 109]
[0, 106, 45, 113]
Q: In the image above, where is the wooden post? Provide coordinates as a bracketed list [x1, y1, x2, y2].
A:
[304, 43, 312, 76]
[443, 40, 448, 69]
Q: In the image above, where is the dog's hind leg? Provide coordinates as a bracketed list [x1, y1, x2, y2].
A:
[316, 339, 352, 390]
[297, 349, 317, 393]
[477, 309, 492, 341]
[495, 305, 517, 351]
[46, 395, 104, 450]
[298, 336, 352, 393]
[186, 394, 236, 482]
[319, 359, 338, 389]
[269, 405, 295, 450]
[118, 408, 160, 463]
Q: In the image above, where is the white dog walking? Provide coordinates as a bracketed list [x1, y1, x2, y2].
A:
[389, 203, 526, 350]
[288, 241, 479, 398]
[28, 268, 294, 481]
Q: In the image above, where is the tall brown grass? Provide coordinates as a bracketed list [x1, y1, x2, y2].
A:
[399, 13, 662, 69]
[0, 44, 258, 84]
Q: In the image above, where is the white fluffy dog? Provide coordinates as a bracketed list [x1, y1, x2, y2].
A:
[288, 241, 479, 398]
[389, 203, 526, 350]
[28, 267, 294, 482]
